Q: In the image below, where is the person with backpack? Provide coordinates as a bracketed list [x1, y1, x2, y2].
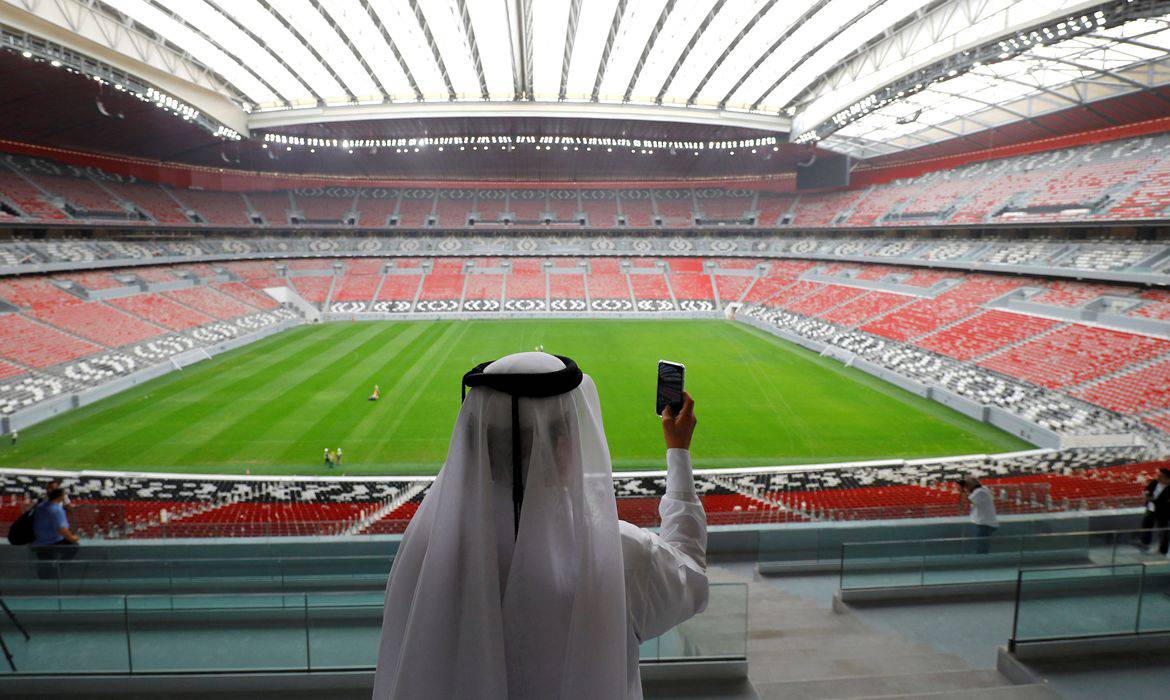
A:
[31, 488, 79, 579]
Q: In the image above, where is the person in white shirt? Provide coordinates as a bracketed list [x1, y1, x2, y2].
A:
[1139, 468, 1170, 555]
[373, 352, 707, 699]
[963, 476, 998, 554]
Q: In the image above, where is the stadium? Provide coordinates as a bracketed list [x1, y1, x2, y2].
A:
[0, 0, 1168, 697]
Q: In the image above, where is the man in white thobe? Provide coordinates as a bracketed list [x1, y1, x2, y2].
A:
[373, 352, 707, 699]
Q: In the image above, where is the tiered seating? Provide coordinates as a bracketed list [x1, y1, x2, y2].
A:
[1061, 245, 1148, 272]
[361, 492, 426, 535]
[109, 294, 214, 330]
[166, 286, 255, 320]
[0, 360, 24, 380]
[506, 269, 546, 300]
[463, 274, 503, 300]
[417, 260, 464, 301]
[548, 194, 578, 223]
[586, 259, 629, 300]
[773, 485, 960, 520]
[29, 301, 165, 346]
[786, 284, 866, 315]
[106, 182, 188, 223]
[1130, 290, 1170, 321]
[845, 184, 913, 225]
[1031, 281, 1125, 307]
[223, 261, 277, 279]
[548, 272, 586, 302]
[861, 277, 1023, 341]
[331, 266, 382, 303]
[1106, 158, 1170, 220]
[152, 501, 369, 537]
[981, 242, 1060, 266]
[1074, 358, 1170, 414]
[951, 170, 1051, 223]
[1083, 461, 1168, 483]
[395, 196, 433, 226]
[820, 291, 909, 327]
[766, 280, 820, 308]
[741, 275, 796, 304]
[898, 177, 969, 219]
[1145, 410, 1170, 433]
[61, 271, 123, 290]
[983, 474, 1141, 503]
[285, 258, 331, 271]
[0, 277, 78, 307]
[755, 193, 796, 225]
[700, 494, 785, 526]
[434, 197, 470, 225]
[289, 275, 333, 304]
[712, 275, 753, 304]
[629, 272, 671, 300]
[295, 191, 352, 222]
[377, 274, 422, 302]
[1023, 158, 1144, 213]
[0, 314, 99, 367]
[793, 190, 865, 227]
[4, 129, 1170, 230]
[655, 195, 694, 227]
[172, 189, 251, 226]
[580, 196, 616, 226]
[33, 175, 123, 215]
[918, 311, 1058, 361]
[698, 194, 752, 221]
[248, 192, 291, 225]
[665, 271, 712, 300]
[215, 282, 279, 310]
[508, 193, 545, 221]
[981, 325, 1170, 389]
[356, 195, 398, 227]
[619, 196, 654, 227]
[0, 171, 68, 219]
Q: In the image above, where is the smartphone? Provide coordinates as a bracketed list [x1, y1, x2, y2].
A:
[656, 360, 685, 416]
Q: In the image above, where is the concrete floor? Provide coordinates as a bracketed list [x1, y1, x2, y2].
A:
[710, 564, 1056, 699]
[750, 563, 1169, 700]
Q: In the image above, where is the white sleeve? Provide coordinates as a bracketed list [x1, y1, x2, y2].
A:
[621, 449, 709, 643]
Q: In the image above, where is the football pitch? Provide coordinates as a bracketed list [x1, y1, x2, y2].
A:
[0, 320, 1030, 476]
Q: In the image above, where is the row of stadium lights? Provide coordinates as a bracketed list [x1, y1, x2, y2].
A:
[795, 9, 1111, 144]
[261, 133, 783, 156]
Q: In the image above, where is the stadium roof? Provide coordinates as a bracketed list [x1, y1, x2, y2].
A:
[1, 0, 1168, 166]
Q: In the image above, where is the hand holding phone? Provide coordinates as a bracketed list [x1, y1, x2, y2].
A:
[661, 391, 696, 451]
[656, 360, 685, 416]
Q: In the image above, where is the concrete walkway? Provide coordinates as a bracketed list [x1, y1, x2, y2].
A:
[709, 565, 1061, 699]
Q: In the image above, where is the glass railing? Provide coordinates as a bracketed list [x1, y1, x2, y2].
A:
[757, 515, 1091, 570]
[838, 528, 1167, 591]
[0, 554, 395, 596]
[0, 583, 747, 675]
[1011, 560, 1170, 646]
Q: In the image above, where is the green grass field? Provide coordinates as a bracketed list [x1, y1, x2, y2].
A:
[0, 320, 1030, 475]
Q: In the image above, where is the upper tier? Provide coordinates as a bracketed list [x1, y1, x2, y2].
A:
[3, 131, 1170, 230]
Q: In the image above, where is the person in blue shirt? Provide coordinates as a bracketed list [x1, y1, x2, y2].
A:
[31, 487, 79, 579]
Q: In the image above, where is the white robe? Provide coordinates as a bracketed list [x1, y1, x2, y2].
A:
[373, 355, 708, 699]
[619, 449, 709, 698]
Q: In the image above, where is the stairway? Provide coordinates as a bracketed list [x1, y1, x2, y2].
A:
[708, 565, 1059, 699]
[341, 482, 427, 536]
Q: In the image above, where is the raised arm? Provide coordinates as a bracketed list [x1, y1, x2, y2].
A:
[622, 392, 709, 642]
